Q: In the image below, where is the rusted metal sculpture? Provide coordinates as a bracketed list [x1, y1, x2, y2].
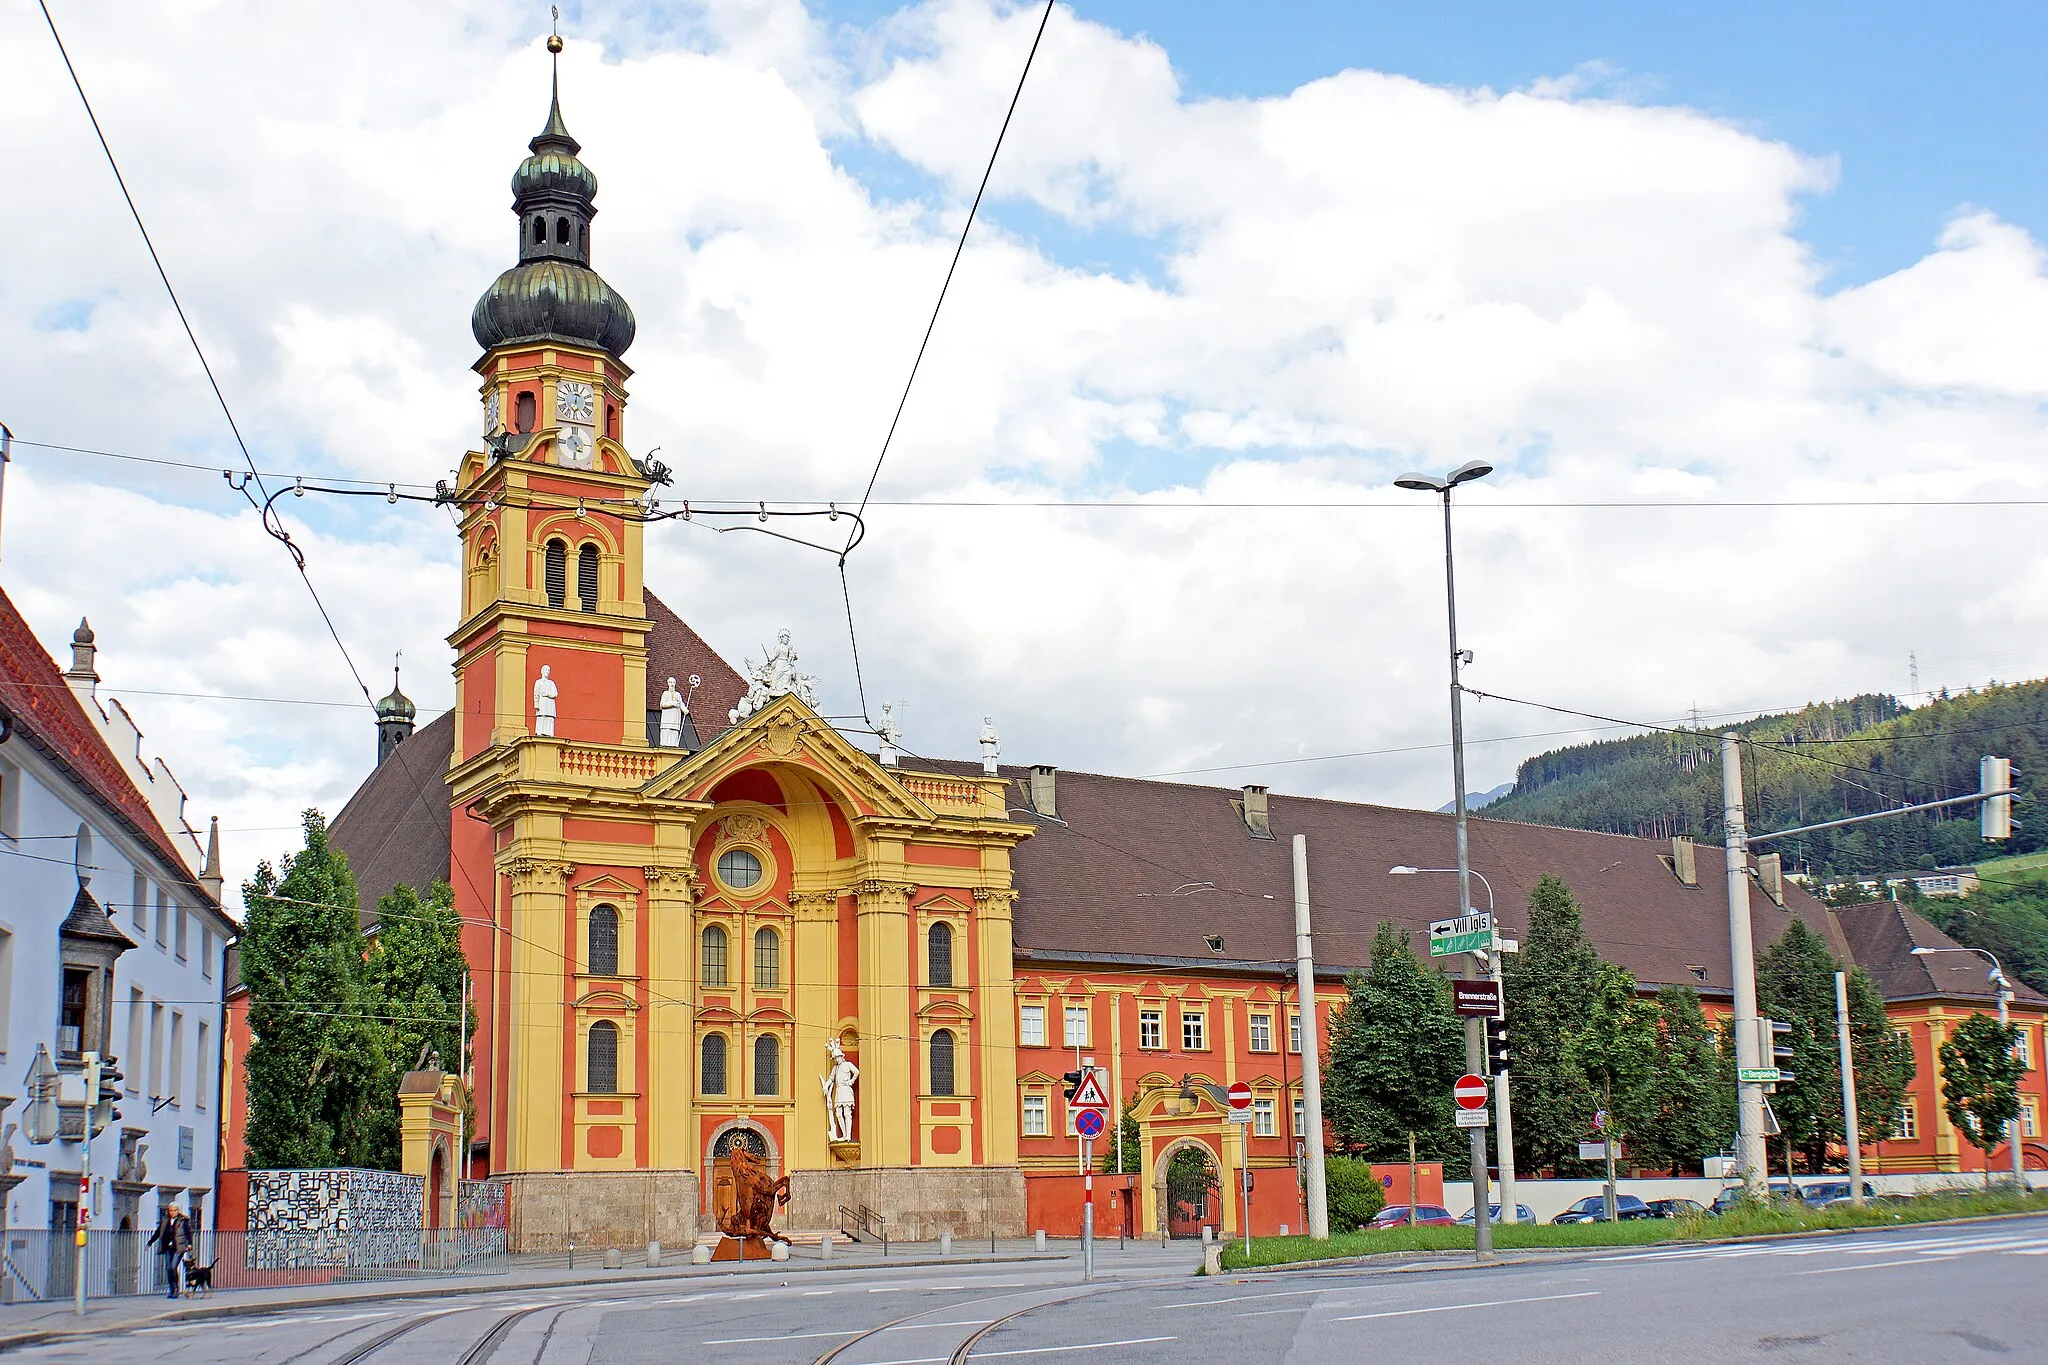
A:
[711, 1147, 791, 1261]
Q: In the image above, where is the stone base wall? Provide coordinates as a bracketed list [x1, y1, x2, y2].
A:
[503, 1170, 700, 1254]
[786, 1166, 1027, 1242]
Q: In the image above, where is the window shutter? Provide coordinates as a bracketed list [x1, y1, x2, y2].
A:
[544, 540, 566, 608]
[577, 543, 599, 612]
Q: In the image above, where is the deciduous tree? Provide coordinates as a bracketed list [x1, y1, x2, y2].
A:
[1620, 984, 1734, 1175]
[1321, 921, 1466, 1175]
[1940, 1012, 2024, 1180]
[1500, 875, 1601, 1174]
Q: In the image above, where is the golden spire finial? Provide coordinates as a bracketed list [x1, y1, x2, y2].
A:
[547, 5, 563, 55]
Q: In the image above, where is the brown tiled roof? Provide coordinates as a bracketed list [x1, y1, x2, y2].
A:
[0, 587, 215, 909]
[327, 592, 746, 924]
[1834, 901, 2046, 1006]
[967, 764, 1851, 995]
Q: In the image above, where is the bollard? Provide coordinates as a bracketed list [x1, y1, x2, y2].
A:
[940, 1230, 952, 1256]
[1279, 1225, 1289, 1237]
[1201, 1225, 1213, 1245]
[647, 1240, 662, 1268]
[1034, 1229, 1046, 1252]
[770, 1242, 789, 1262]
[821, 1233, 834, 1261]
[690, 1244, 711, 1264]
[602, 1247, 624, 1270]
[1202, 1244, 1222, 1276]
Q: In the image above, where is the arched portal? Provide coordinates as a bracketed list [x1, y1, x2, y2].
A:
[1155, 1136, 1222, 1240]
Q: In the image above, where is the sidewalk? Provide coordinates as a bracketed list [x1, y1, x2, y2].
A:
[0, 1237, 1123, 1352]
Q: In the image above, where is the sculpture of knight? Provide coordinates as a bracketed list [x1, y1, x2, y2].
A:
[820, 1039, 860, 1144]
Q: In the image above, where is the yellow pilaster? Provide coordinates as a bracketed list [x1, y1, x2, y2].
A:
[856, 878, 914, 1166]
[792, 890, 843, 1171]
[974, 887, 1021, 1166]
[642, 862, 696, 1169]
[504, 851, 571, 1172]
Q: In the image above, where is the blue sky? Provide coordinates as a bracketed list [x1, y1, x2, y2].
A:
[829, 0, 2048, 287]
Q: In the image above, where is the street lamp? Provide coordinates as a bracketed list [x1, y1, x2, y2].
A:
[1390, 865, 1515, 1227]
[1912, 945, 2029, 1187]
[1396, 458, 1495, 1254]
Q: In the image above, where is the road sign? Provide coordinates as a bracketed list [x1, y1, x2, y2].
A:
[1453, 1073, 1489, 1110]
[1455, 1108, 1490, 1129]
[1737, 1067, 1782, 1083]
[1592, 1109, 1608, 1131]
[1070, 1068, 1111, 1109]
[1429, 911, 1494, 958]
[1578, 1142, 1615, 1160]
[1227, 1108, 1253, 1124]
[1074, 1107, 1106, 1139]
[1226, 1081, 1253, 1111]
[1451, 979, 1501, 1017]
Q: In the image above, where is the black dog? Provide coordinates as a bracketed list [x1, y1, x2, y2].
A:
[182, 1257, 216, 1296]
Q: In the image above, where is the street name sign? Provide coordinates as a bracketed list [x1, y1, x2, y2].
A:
[1453, 1073, 1489, 1110]
[1737, 1068, 1782, 1083]
[1451, 979, 1501, 1017]
[1455, 1108, 1490, 1129]
[1429, 911, 1494, 957]
[1074, 1107, 1105, 1139]
[1578, 1142, 1615, 1161]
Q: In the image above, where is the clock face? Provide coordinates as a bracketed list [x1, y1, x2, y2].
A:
[483, 388, 501, 435]
[558, 423, 595, 469]
[556, 380, 596, 424]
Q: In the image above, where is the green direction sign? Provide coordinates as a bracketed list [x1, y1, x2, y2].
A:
[1428, 911, 1494, 958]
[1737, 1067, 1782, 1083]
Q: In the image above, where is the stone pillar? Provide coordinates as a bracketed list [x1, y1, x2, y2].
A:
[854, 880, 914, 1168]
[503, 857, 574, 1172]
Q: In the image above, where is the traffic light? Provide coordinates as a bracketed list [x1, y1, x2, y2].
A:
[1061, 1070, 1083, 1104]
[1762, 1019, 1795, 1091]
[91, 1055, 123, 1136]
[1982, 756, 2020, 841]
[1485, 1016, 1509, 1074]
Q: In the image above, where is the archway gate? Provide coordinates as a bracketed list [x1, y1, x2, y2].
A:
[1132, 1084, 1247, 1239]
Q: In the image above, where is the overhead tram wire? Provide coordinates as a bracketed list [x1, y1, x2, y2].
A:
[835, 0, 1057, 726]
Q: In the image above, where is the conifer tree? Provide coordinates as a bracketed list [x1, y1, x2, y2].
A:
[1321, 921, 1467, 1175]
[1500, 875, 1601, 1174]
[240, 810, 382, 1169]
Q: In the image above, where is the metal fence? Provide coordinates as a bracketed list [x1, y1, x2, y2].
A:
[0, 1225, 508, 1302]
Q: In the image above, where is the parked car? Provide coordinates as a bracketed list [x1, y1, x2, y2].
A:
[1365, 1204, 1455, 1228]
[1794, 1180, 1878, 1207]
[1640, 1198, 1707, 1219]
[1457, 1203, 1538, 1225]
[1552, 1193, 1650, 1223]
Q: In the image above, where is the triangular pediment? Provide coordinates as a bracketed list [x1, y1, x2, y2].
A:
[574, 872, 638, 897]
[644, 694, 934, 822]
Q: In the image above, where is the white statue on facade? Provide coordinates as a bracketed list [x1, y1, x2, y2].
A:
[729, 629, 820, 724]
[980, 715, 1000, 775]
[533, 664, 558, 737]
[876, 704, 901, 766]
[821, 1039, 860, 1144]
[658, 676, 686, 747]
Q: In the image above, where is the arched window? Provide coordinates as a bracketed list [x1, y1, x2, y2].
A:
[544, 539, 567, 609]
[587, 905, 618, 976]
[927, 921, 954, 987]
[753, 1033, 780, 1096]
[587, 1021, 619, 1093]
[701, 925, 729, 987]
[929, 1029, 956, 1097]
[556, 216, 571, 244]
[532, 216, 546, 244]
[577, 543, 600, 612]
[701, 1033, 727, 1095]
[514, 390, 536, 432]
[753, 927, 780, 989]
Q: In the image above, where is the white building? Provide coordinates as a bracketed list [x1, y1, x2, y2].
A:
[0, 588, 235, 1254]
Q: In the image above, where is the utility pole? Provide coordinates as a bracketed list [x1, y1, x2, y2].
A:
[76, 1051, 97, 1316]
[1722, 734, 1768, 1195]
[1291, 836, 1330, 1239]
[1834, 972, 1864, 1207]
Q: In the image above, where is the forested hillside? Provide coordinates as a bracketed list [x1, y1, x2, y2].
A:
[1482, 681, 2048, 877]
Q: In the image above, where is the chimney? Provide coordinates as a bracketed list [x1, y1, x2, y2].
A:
[64, 618, 99, 702]
[1028, 765, 1057, 819]
[1240, 785, 1272, 838]
[1756, 852, 1785, 907]
[1670, 836, 1697, 887]
[199, 816, 224, 904]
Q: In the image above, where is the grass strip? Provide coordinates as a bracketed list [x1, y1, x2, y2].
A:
[1216, 1187, 2048, 1271]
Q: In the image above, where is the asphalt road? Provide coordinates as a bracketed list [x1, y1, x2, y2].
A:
[8, 1216, 2046, 1364]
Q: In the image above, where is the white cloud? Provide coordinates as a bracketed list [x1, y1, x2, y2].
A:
[7, 0, 2048, 912]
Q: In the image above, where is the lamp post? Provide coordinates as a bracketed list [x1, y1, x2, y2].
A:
[1392, 865, 1515, 1226]
[1912, 945, 2028, 1187]
[1395, 458, 1494, 1254]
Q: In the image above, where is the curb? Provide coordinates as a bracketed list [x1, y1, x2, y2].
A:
[1217, 1206, 2048, 1276]
[0, 1250, 1072, 1354]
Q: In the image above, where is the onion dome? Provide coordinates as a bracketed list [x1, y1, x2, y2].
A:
[471, 63, 636, 358]
[375, 666, 416, 723]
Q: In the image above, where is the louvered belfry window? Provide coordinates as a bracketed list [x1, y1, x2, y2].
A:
[577, 543, 599, 612]
[544, 540, 567, 608]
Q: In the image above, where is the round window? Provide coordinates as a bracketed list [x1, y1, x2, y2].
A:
[717, 847, 764, 890]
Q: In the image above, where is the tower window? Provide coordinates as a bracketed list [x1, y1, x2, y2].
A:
[515, 390, 536, 432]
[532, 217, 546, 244]
[577, 543, 600, 612]
[587, 904, 618, 976]
[544, 540, 567, 609]
[556, 217, 570, 244]
[587, 1020, 619, 1094]
[701, 925, 728, 987]
[754, 1033, 780, 1096]
[930, 1029, 956, 1097]
[606, 403, 616, 438]
[753, 927, 780, 989]
[928, 921, 954, 987]
[701, 1033, 727, 1095]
